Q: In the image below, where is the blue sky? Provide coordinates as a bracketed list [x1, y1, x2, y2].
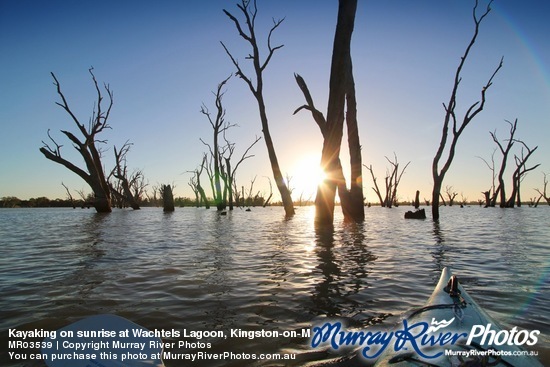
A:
[1, 0, 549, 204]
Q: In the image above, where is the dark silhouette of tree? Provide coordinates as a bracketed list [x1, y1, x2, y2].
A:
[39, 68, 113, 213]
[364, 153, 410, 208]
[444, 186, 459, 206]
[188, 175, 200, 208]
[222, 133, 261, 210]
[61, 182, 76, 209]
[222, 0, 295, 217]
[198, 75, 261, 211]
[196, 156, 211, 209]
[506, 141, 539, 207]
[534, 172, 550, 206]
[199, 75, 234, 210]
[294, 0, 364, 224]
[477, 148, 497, 206]
[431, 0, 503, 220]
[109, 141, 143, 210]
[161, 184, 175, 212]
[489, 119, 517, 207]
[486, 119, 539, 207]
[262, 176, 273, 207]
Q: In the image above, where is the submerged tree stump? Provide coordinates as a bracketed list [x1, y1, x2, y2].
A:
[162, 185, 175, 212]
[404, 208, 426, 219]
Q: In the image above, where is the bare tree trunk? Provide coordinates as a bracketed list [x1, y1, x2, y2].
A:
[414, 190, 420, 209]
[343, 55, 364, 221]
[257, 98, 294, 214]
[222, 1, 294, 217]
[505, 141, 539, 208]
[432, 2, 502, 220]
[294, 0, 360, 224]
[263, 176, 273, 208]
[197, 157, 210, 209]
[199, 75, 233, 211]
[535, 172, 550, 206]
[483, 191, 491, 207]
[61, 182, 76, 209]
[491, 119, 517, 207]
[111, 142, 141, 210]
[365, 165, 385, 206]
[39, 69, 113, 213]
[316, 0, 358, 224]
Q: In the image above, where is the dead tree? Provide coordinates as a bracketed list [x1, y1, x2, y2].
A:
[61, 182, 76, 209]
[263, 176, 273, 207]
[223, 134, 261, 210]
[488, 119, 538, 207]
[197, 156, 210, 209]
[222, 0, 294, 217]
[129, 169, 147, 205]
[445, 186, 458, 206]
[490, 119, 518, 207]
[148, 184, 161, 207]
[460, 193, 468, 206]
[431, 0, 503, 220]
[534, 172, 550, 206]
[39, 68, 113, 213]
[76, 189, 91, 207]
[364, 154, 410, 208]
[294, 0, 364, 223]
[245, 176, 257, 207]
[505, 142, 539, 208]
[365, 164, 385, 207]
[199, 75, 234, 211]
[109, 142, 141, 210]
[201, 114, 263, 211]
[188, 175, 201, 208]
[477, 148, 497, 206]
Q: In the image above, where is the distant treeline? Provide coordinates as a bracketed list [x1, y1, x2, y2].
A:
[0, 196, 284, 209]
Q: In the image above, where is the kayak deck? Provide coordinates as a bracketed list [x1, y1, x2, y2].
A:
[374, 267, 543, 367]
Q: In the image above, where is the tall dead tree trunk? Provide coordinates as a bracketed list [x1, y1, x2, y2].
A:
[318, 0, 358, 224]
[197, 156, 210, 209]
[39, 68, 113, 213]
[294, 0, 362, 224]
[222, 0, 294, 217]
[535, 173, 550, 206]
[432, 0, 502, 220]
[490, 119, 517, 207]
[505, 142, 539, 208]
[200, 75, 233, 211]
[343, 48, 364, 221]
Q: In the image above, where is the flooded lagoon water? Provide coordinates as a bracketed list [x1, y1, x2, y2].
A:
[1, 206, 548, 366]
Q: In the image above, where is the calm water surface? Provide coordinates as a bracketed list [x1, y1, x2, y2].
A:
[1, 206, 549, 366]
